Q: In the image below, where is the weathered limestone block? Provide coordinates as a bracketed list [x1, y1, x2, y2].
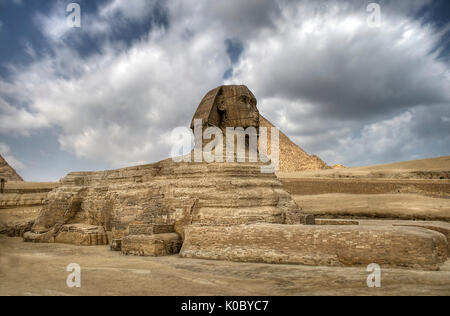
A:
[27, 161, 305, 244]
[24, 223, 108, 245]
[0, 182, 57, 237]
[180, 224, 448, 270]
[0, 220, 34, 237]
[121, 233, 182, 256]
[0, 192, 47, 208]
[23, 230, 55, 243]
[128, 223, 175, 235]
[394, 222, 450, 253]
[32, 190, 84, 234]
[54, 224, 108, 246]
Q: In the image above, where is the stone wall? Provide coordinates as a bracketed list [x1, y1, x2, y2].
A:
[0, 182, 57, 208]
[180, 224, 448, 270]
[0, 182, 58, 237]
[280, 178, 450, 198]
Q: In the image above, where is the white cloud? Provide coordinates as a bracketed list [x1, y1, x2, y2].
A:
[315, 105, 450, 166]
[228, 2, 450, 117]
[4, 1, 231, 167]
[34, 1, 71, 42]
[100, 0, 160, 20]
[1, 0, 449, 171]
[328, 112, 416, 165]
[0, 88, 49, 135]
[226, 0, 450, 165]
[0, 142, 25, 171]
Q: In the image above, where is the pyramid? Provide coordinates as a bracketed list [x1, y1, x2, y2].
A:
[259, 115, 329, 173]
[0, 155, 23, 181]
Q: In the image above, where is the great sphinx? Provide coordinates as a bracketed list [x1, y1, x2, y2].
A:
[24, 85, 309, 251]
[23, 85, 447, 270]
[186, 85, 275, 169]
[191, 85, 259, 131]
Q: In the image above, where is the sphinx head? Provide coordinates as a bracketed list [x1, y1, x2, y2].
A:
[191, 85, 259, 132]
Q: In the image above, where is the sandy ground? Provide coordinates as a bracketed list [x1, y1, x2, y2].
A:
[1, 157, 449, 296]
[294, 194, 450, 221]
[0, 236, 449, 296]
[353, 156, 450, 171]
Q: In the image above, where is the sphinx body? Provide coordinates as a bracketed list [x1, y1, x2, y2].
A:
[25, 85, 308, 248]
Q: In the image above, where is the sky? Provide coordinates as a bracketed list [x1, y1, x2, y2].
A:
[0, 0, 449, 181]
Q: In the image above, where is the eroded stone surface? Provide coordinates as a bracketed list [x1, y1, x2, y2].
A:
[24, 223, 108, 246]
[180, 224, 448, 270]
[394, 222, 450, 252]
[27, 160, 303, 243]
[54, 224, 108, 246]
[0, 182, 56, 237]
[0, 220, 34, 237]
[122, 233, 182, 256]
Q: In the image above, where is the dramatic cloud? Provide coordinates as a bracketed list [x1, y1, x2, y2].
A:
[3, 0, 231, 167]
[100, 0, 161, 21]
[227, 0, 450, 165]
[0, 0, 449, 180]
[230, 1, 449, 118]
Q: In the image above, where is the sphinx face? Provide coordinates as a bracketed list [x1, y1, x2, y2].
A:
[219, 88, 260, 129]
[190, 85, 260, 132]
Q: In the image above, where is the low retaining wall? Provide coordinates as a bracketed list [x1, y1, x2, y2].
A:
[180, 224, 448, 270]
[1, 182, 58, 237]
[280, 178, 450, 198]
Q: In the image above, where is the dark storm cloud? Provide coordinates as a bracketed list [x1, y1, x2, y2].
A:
[204, 0, 283, 38]
[231, 1, 449, 121]
[228, 0, 449, 166]
[0, 0, 449, 180]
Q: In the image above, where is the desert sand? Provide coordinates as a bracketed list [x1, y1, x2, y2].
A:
[294, 194, 450, 221]
[279, 156, 449, 222]
[278, 156, 450, 180]
[1, 156, 449, 296]
[0, 236, 449, 296]
[0, 112, 448, 296]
